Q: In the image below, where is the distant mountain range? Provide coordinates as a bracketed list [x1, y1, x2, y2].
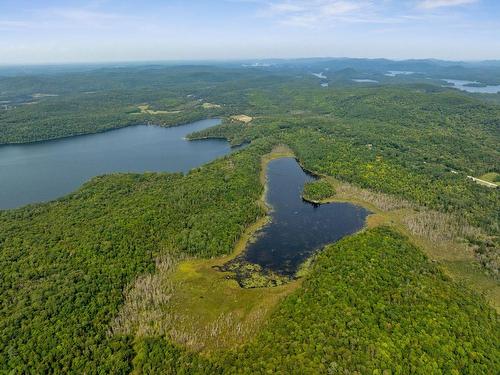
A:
[1, 58, 500, 84]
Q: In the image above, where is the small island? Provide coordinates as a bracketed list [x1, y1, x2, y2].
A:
[302, 178, 336, 203]
[463, 82, 488, 88]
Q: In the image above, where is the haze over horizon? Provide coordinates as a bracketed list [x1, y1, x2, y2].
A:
[1, 0, 499, 64]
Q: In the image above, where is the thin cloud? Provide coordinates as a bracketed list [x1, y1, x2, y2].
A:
[321, 1, 363, 16]
[51, 9, 124, 22]
[46, 8, 134, 27]
[418, 0, 478, 9]
[259, 1, 373, 27]
[0, 20, 35, 30]
[256, 0, 483, 28]
[10, 6, 144, 32]
[268, 3, 305, 13]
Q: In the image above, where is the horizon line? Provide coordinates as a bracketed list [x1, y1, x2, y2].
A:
[1, 56, 500, 68]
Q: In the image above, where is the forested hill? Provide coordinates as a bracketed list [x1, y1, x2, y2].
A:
[0, 65, 292, 144]
[1, 61, 500, 144]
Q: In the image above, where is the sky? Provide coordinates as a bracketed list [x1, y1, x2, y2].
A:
[0, 0, 499, 64]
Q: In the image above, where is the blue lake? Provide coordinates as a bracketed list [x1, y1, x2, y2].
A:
[0, 119, 230, 209]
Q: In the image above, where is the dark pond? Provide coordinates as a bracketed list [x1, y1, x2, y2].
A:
[243, 157, 370, 276]
[0, 119, 229, 209]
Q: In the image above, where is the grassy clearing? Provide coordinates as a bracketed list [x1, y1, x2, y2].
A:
[479, 172, 499, 184]
[167, 249, 301, 352]
[113, 236, 298, 353]
[202, 103, 222, 109]
[468, 175, 498, 188]
[231, 114, 253, 123]
[133, 104, 182, 115]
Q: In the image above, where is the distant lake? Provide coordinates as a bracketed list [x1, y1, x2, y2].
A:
[385, 71, 415, 77]
[442, 79, 500, 94]
[352, 79, 379, 83]
[312, 72, 327, 79]
[242, 157, 369, 276]
[0, 119, 230, 209]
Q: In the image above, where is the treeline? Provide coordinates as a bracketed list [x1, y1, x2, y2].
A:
[0, 89, 217, 144]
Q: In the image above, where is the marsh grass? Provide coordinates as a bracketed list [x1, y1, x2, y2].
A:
[334, 180, 413, 211]
[110, 254, 179, 337]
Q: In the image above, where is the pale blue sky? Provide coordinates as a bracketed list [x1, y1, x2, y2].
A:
[0, 0, 499, 64]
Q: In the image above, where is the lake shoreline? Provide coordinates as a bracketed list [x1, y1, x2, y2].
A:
[0, 116, 221, 147]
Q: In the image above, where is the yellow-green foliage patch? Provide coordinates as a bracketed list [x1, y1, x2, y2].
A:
[479, 172, 499, 184]
[202, 102, 222, 109]
[231, 114, 253, 123]
[133, 104, 182, 115]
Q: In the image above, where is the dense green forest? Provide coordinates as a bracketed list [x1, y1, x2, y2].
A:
[0, 141, 271, 372]
[215, 228, 499, 374]
[0, 63, 499, 373]
[3, 61, 499, 144]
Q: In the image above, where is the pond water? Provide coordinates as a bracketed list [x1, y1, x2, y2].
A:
[242, 157, 370, 276]
[442, 79, 500, 94]
[0, 119, 229, 209]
